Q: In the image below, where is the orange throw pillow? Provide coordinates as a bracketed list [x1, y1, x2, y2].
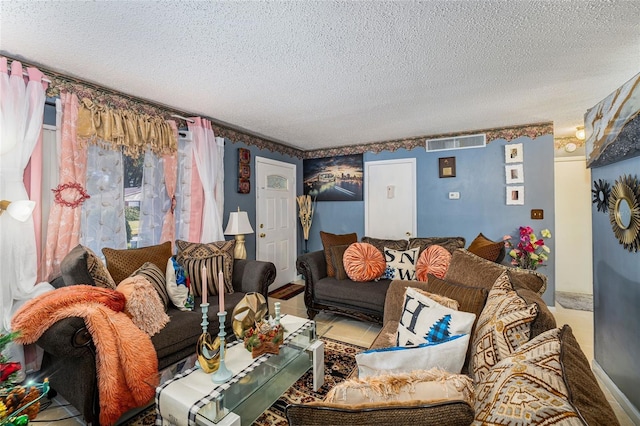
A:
[416, 245, 452, 281]
[343, 242, 386, 282]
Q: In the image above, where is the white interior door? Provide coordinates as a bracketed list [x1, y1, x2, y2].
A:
[365, 159, 417, 239]
[256, 157, 296, 288]
[554, 157, 593, 294]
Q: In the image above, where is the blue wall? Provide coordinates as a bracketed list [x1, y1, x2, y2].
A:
[591, 155, 640, 413]
[223, 139, 303, 261]
[306, 134, 556, 304]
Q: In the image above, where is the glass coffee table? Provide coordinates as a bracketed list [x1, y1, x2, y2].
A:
[156, 314, 322, 426]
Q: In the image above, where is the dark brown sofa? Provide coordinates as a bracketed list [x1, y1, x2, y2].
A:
[37, 258, 276, 424]
[296, 236, 466, 324]
[287, 249, 620, 425]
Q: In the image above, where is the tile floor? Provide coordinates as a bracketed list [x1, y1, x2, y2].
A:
[31, 292, 635, 425]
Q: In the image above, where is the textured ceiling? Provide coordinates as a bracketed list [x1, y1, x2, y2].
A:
[1, 1, 639, 150]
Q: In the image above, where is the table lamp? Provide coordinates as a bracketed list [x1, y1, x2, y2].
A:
[224, 208, 254, 259]
[0, 199, 36, 222]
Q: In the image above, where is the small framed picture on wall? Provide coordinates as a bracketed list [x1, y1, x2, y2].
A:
[505, 143, 523, 163]
[438, 157, 456, 178]
[506, 186, 524, 205]
[505, 164, 524, 184]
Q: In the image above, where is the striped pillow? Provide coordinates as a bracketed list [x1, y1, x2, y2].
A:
[175, 240, 235, 298]
[343, 242, 386, 282]
[131, 262, 169, 310]
[416, 245, 451, 281]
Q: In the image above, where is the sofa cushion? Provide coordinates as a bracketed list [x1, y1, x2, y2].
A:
[61, 244, 117, 289]
[131, 262, 169, 310]
[175, 239, 235, 297]
[103, 241, 172, 285]
[408, 237, 466, 256]
[415, 245, 451, 281]
[474, 328, 583, 425]
[361, 236, 408, 254]
[467, 233, 505, 263]
[326, 368, 473, 406]
[413, 288, 459, 310]
[315, 277, 391, 314]
[424, 276, 488, 321]
[116, 275, 170, 336]
[445, 248, 547, 295]
[330, 244, 351, 280]
[320, 232, 358, 277]
[471, 271, 538, 383]
[343, 242, 386, 282]
[397, 287, 475, 347]
[383, 247, 419, 281]
[356, 335, 471, 377]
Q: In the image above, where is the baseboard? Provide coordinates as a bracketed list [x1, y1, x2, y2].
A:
[592, 360, 640, 424]
[547, 305, 556, 313]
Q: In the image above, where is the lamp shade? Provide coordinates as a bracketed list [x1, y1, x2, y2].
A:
[0, 199, 36, 222]
[224, 211, 254, 235]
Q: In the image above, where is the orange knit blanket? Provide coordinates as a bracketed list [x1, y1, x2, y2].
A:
[12, 285, 158, 425]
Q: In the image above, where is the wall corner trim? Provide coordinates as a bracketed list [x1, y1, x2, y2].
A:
[592, 359, 640, 424]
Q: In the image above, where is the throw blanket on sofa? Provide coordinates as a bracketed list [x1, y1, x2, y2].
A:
[11, 285, 159, 425]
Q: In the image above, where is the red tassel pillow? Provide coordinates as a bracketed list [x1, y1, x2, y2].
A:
[343, 243, 386, 282]
[416, 245, 452, 281]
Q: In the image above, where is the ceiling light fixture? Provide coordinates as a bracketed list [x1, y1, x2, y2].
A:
[575, 126, 586, 141]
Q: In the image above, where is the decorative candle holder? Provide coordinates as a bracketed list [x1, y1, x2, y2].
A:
[274, 302, 281, 325]
[212, 311, 233, 384]
[196, 303, 220, 373]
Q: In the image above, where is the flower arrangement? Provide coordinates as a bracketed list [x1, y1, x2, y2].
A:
[503, 226, 552, 270]
[243, 320, 284, 358]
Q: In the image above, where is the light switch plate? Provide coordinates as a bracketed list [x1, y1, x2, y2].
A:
[448, 192, 460, 199]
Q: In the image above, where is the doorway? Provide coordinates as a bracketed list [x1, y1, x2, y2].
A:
[255, 157, 297, 288]
[364, 158, 417, 239]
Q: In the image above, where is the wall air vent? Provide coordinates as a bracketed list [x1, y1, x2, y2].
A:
[425, 133, 486, 152]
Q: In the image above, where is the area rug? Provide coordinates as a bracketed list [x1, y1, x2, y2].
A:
[556, 291, 594, 312]
[123, 338, 364, 426]
[268, 283, 305, 300]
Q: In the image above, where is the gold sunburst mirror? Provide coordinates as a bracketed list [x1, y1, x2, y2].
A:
[608, 174, 640, 252]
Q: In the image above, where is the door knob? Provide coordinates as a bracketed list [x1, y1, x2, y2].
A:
[406, 232, 411, 236]
[260, 233, 266, 238]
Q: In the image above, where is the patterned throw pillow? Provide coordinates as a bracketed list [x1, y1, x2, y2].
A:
[175, 239, 235, 297]
[85, 247, 117, 289]
[474, 328, 582, 425]
[165, 257, 192, 311]
[343, 242, 386, 282]
[396, 287, 475, 347]
[130, 262, 169, 310]
[383, 247, 419, 280]
[415, 245, 451, 281]
[102, 241, 173, 285]
[320, 232, 358, 277]
[471, 271, 538, 383]
[467, 233, 505, 263]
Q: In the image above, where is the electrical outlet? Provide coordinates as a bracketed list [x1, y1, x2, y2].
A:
[531, 209, 544, 220]
[448, 192, 460, 200]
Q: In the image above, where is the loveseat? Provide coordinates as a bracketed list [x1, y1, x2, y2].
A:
[286, 249, 620, 425]
[28, 243, 276, 425]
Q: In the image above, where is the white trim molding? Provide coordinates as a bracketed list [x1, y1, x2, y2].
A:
[592, 360, 640, 424]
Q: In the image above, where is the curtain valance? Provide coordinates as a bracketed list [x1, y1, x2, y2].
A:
[77, 97, 176, 158]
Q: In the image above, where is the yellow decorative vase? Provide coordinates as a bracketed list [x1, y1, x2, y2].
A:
[196, 332, 221, 373]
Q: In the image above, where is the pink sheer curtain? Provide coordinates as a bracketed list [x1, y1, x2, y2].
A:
[188, 148, 204, 243]
[43, 92, 86, 280]
[160, 121, 178, 249]
[23, 133, 44, 279]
